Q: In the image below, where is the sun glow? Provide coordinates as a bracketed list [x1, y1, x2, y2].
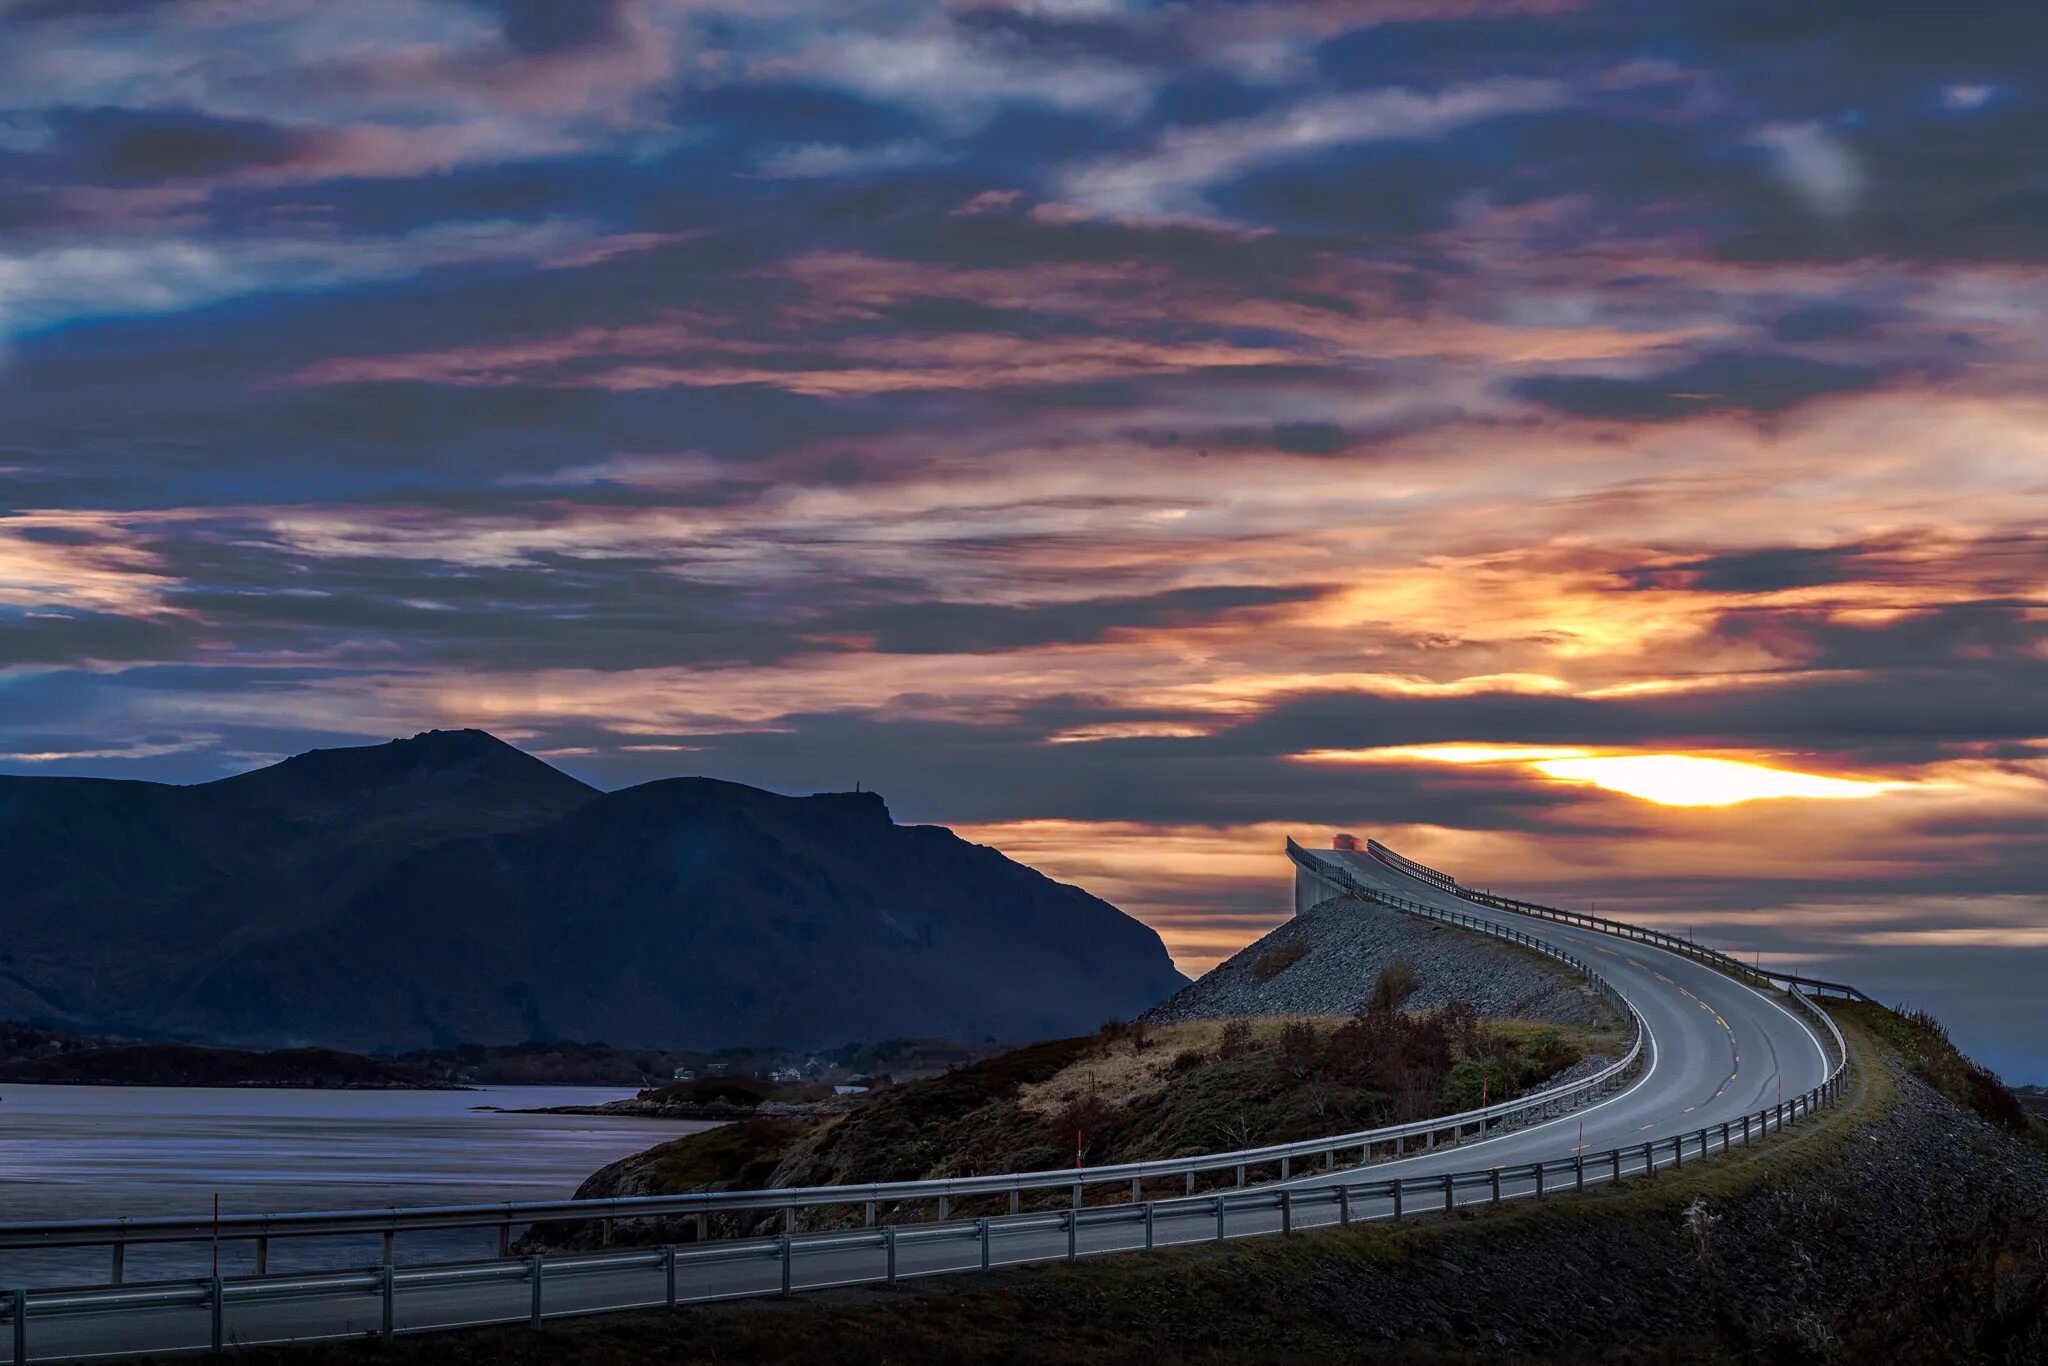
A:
[1529, 754, 1909, 807]
[1291, 744, 1911, 806]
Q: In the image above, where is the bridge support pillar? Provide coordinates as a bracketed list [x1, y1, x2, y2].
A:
[1293, 859, 1346, 916]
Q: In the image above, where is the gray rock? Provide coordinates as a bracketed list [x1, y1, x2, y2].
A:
[1142, 896, 1611, 1028]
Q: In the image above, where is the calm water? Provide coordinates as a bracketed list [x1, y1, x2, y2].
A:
[0, 1083, 709, 1287]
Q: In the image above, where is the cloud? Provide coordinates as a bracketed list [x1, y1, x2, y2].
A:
[1062, 78, 1565, 215]
[1753, 121, 1863, 218]
[1510, 350, 1892, 422]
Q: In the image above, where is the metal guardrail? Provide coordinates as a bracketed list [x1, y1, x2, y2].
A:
[0, 1075, 1848, 1361]
[1362, 839, 1872, 1003]
[0, 836, 1859, 1362]
[1330, 840, 1855, 1079]
[0, 896, 1646, 1275]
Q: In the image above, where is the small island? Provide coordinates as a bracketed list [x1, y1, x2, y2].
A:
[0, 1023, 450, 1090]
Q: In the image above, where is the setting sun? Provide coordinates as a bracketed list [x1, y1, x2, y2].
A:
[1529, 754, 1908, 807]
[1291, 745, 1911, 806]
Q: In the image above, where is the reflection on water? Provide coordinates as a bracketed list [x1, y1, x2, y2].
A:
[0, 1082, 708, 1287]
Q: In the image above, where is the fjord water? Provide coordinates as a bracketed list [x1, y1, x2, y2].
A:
[0, 1084, 703, 1287]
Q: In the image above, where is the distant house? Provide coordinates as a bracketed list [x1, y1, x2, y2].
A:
[769, 1066, 802, 1083]
[671, 1067, 695, 1082]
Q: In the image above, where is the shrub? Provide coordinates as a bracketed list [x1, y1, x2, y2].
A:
[1367, 959, 1418, 1012]
[1252, 942, 1307, 981]
[1217, 1019, 1254, 1059]
[1168, 1048, 1205, 1074]
[1277, 1019, 1320, 1079]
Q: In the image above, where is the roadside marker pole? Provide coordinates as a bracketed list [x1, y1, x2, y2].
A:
[13, 1287, 27, 1366]
[209, 1276, 224, 1354]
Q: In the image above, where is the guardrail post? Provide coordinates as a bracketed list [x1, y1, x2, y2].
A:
[1184, 1172, 1195, 1196]
[885, 1225, 898, 1285]
[498, 1223, 512, 1258]
[1644, 1142, 1655, 1178]
[210, 1274, 225, 1354]
[1719, 1122, 1730, 1153]
[1574, 1154, 1584, 1192]
[111, 1243, 124, 1286]
[381, 1230, 395, 1268]
[779, 1235, 794, 1297]
[1673, 1134, 1683, 1169]
[1534, 1163, 1545, 1199]
[1235, 1164, 1246, 1187]
[1391, 1180, 1403, 1221]
[1280, 1156, 1291, 1180]
[1610, 1149, 1621, 1184]
[1143, 1203, 1156, 1251]
[664, 1245, 678, 1309]
[980, 1217, 993, 1269]
[1066, 1210, 1078, 1262]
[12, 1287, 26, 1366]
[1130, 1176, 1142, 1203]
[695, 1212, 708, 1243]
[937, 1195, 949, 1222]
[1214, 1196, 1226, 1242]
[1010, 1191, 1021, 1215]
[1489, 1169, 1501, 1203]
[381, 1262, 396, 1344]
[1442, 1174, 1454, 1212]
[529, 1254, 544, 1330]
[1071, 1183, 1082, 1210]
[1337, 1185, 1350, 1226]
[1280, 1189, 1293, 1235]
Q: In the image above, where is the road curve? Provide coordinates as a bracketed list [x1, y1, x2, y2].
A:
[1290, 846, 1834, 1184]
[10, 842, 1842, 1363]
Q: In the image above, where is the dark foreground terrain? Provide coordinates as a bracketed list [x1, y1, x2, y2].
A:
[225, 1002, 2048, 1365]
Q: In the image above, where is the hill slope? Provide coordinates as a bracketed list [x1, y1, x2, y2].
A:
[1143, 896, 1610, 1028]
[0, 733, 1185, 1050]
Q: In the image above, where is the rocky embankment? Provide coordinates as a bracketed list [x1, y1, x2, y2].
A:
[1143, 896, 1610, 1029]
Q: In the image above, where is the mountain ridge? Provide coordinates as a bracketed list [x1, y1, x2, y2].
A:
[0, 731, 1185, 1051]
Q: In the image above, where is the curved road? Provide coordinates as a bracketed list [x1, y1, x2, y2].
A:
[16, 846, 1839, 1362]
[1292, 847, 1834, 1185]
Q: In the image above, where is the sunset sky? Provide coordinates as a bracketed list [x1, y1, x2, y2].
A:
[2, 1, 2043, 1077]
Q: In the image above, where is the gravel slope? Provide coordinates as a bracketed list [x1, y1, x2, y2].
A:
[1142, 895, 1609, 1027]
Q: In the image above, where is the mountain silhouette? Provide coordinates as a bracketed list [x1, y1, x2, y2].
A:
[0, 732, 1185, 1049]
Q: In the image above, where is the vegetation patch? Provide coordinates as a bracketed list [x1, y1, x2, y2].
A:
[1837, 1000, 2043, 1145]
[1251, 942, 1307, 981]
[560, 1007, 1603, 1241]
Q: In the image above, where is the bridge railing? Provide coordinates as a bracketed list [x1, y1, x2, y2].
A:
[0, 865, 1648, 1285]
[0, 1071, 1849, 1360]
[0, 837, 1867, 1361]
[1363, 839, 1871, 1005]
